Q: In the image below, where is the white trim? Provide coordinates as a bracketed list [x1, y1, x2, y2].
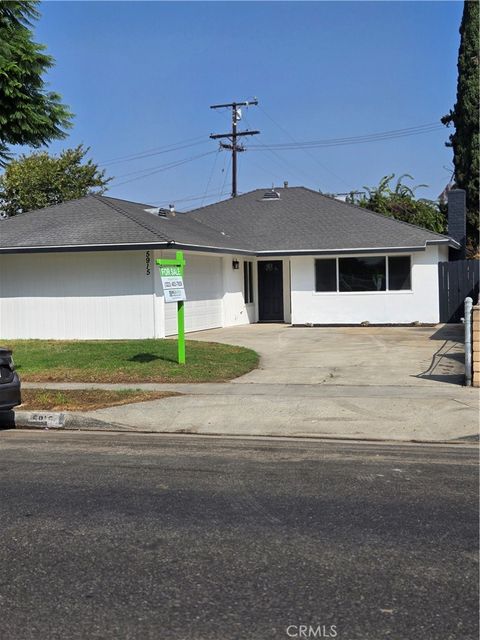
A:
[169, 241, 252, 253]
[1, 241, 172, 251]
[256, 241, 452, 255]
[313, 290, 414, 296]
[0, 239, 456, 255]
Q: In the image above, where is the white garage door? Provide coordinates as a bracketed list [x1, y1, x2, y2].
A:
[0, 251, 155, 339]
[164, 254, 223, 336]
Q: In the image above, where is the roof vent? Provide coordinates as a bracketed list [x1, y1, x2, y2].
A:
[262, 189, 280, 201]
[144, 207, 169, 217]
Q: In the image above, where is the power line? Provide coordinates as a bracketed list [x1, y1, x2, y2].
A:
[258, 104, 352, 189]
[152, 192, 222, 207]
[256, 123, 442, 148]
[110, 150, 217, 187]
[201, 148, 221, 207]
[152, 190, 230, 207]
[243, 111, 319, 187]
[99, 120, 443, 170]
[100, 136, 208, 166]
[249, 123, 443, 151]
[220, 155, 232, 196]
[246, 154, 287, 184]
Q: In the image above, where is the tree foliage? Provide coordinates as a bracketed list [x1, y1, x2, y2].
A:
[0, 145, 111, 217]
[0, 0, 72, 165]
[346, 174, 447, 234]
[441, 0, 479, 247]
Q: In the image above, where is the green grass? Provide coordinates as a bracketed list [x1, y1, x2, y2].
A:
[3, 339, 259, 383]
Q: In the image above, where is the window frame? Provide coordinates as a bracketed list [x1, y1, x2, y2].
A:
[386, 255, 412, 291]
[314, 258, 337, 293]
[314, 255, 413, 295]
[243, 260, 254, 304]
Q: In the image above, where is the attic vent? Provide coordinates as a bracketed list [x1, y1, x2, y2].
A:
[144, 207, 169, 217]
[262, 189, 280, 201]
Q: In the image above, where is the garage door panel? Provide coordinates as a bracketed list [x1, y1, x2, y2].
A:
[165, 255, 223, 336]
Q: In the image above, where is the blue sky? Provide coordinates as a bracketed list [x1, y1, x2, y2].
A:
[33, 1, 463, 208]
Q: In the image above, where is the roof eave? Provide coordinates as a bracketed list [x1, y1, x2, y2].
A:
[447, 239, 461, 250]
[0, 240, 255, 256]
[0, 241, 174, 255]
[0, 238, 456, 256]
[255, 240, 453, 257]
[171, 242, 255, 256]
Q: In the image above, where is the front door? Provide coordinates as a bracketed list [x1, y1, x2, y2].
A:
[258, 261, 284, 322]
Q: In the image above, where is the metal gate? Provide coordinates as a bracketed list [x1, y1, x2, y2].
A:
[438, 260, 479, 323]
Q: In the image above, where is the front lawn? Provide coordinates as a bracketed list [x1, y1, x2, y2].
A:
[3, 339, 259, 383]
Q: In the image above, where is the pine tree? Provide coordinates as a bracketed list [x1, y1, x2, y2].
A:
[442, 0, 480, 251]
[0, 1, 72, 165]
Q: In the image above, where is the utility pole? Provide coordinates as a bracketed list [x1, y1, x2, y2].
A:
[210, 100, 260, 197]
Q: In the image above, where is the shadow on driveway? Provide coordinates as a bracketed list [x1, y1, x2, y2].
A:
[415, 324, 465, 385]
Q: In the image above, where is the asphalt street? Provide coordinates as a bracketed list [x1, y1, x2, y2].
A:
[0, 431, 478, 640]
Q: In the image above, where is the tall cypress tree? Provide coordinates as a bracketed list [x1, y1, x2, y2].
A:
[442, 0, 479, 250]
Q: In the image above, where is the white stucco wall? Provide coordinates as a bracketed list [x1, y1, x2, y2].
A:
[438, 245, 449, 263]
[0, 249, 252, 340]
[0, 245, 444, 339]
[0, 250, 155, 339]
[290, 247, 442, 325]
[222, 256, 256, 327]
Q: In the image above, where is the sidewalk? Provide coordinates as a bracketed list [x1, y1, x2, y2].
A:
[16, 379, 479, 443]
[8, 324, 480, 443]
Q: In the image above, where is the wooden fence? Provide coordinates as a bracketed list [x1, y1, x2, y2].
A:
[438, 260, 479, 323]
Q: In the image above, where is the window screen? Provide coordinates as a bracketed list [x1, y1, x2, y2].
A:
[388, 256, 411, 290]
[315, 259, 337, 292]
[244, 261, 254, 303]
[339, 257, 386, 292]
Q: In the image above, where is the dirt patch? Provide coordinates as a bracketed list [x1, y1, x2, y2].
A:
[20, 389, 181, 412]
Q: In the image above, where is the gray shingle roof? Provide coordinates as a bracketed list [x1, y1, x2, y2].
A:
[0, 187, 456, 254]
[188, 187, 456, 253]
[0, 195, 252, 253]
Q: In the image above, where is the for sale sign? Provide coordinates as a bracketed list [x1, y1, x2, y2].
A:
[160, 265, 186, 302]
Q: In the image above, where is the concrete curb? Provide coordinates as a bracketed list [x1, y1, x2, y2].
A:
[0, 410, 135, 432]
[2, 409, 478, 445]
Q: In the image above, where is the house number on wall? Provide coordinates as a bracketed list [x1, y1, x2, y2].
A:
[145, 251, 151, 275]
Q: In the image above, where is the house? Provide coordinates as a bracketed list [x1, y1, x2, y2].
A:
[0, 186, 460, 339]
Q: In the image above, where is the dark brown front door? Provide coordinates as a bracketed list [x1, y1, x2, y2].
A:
[258, 261, 284, 322]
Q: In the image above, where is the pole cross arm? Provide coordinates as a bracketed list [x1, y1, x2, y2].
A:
[210, 130, 260, 140]
[210, 100, 258, 109]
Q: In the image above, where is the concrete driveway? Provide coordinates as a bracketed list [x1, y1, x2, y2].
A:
[188, 324, 466, 387]
[26, 323, 478, 443]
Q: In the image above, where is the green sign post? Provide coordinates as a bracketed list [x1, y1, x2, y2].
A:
[156, 251, 186, 364]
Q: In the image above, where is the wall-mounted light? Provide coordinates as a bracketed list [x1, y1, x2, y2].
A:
[232, 259, 240, 270]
